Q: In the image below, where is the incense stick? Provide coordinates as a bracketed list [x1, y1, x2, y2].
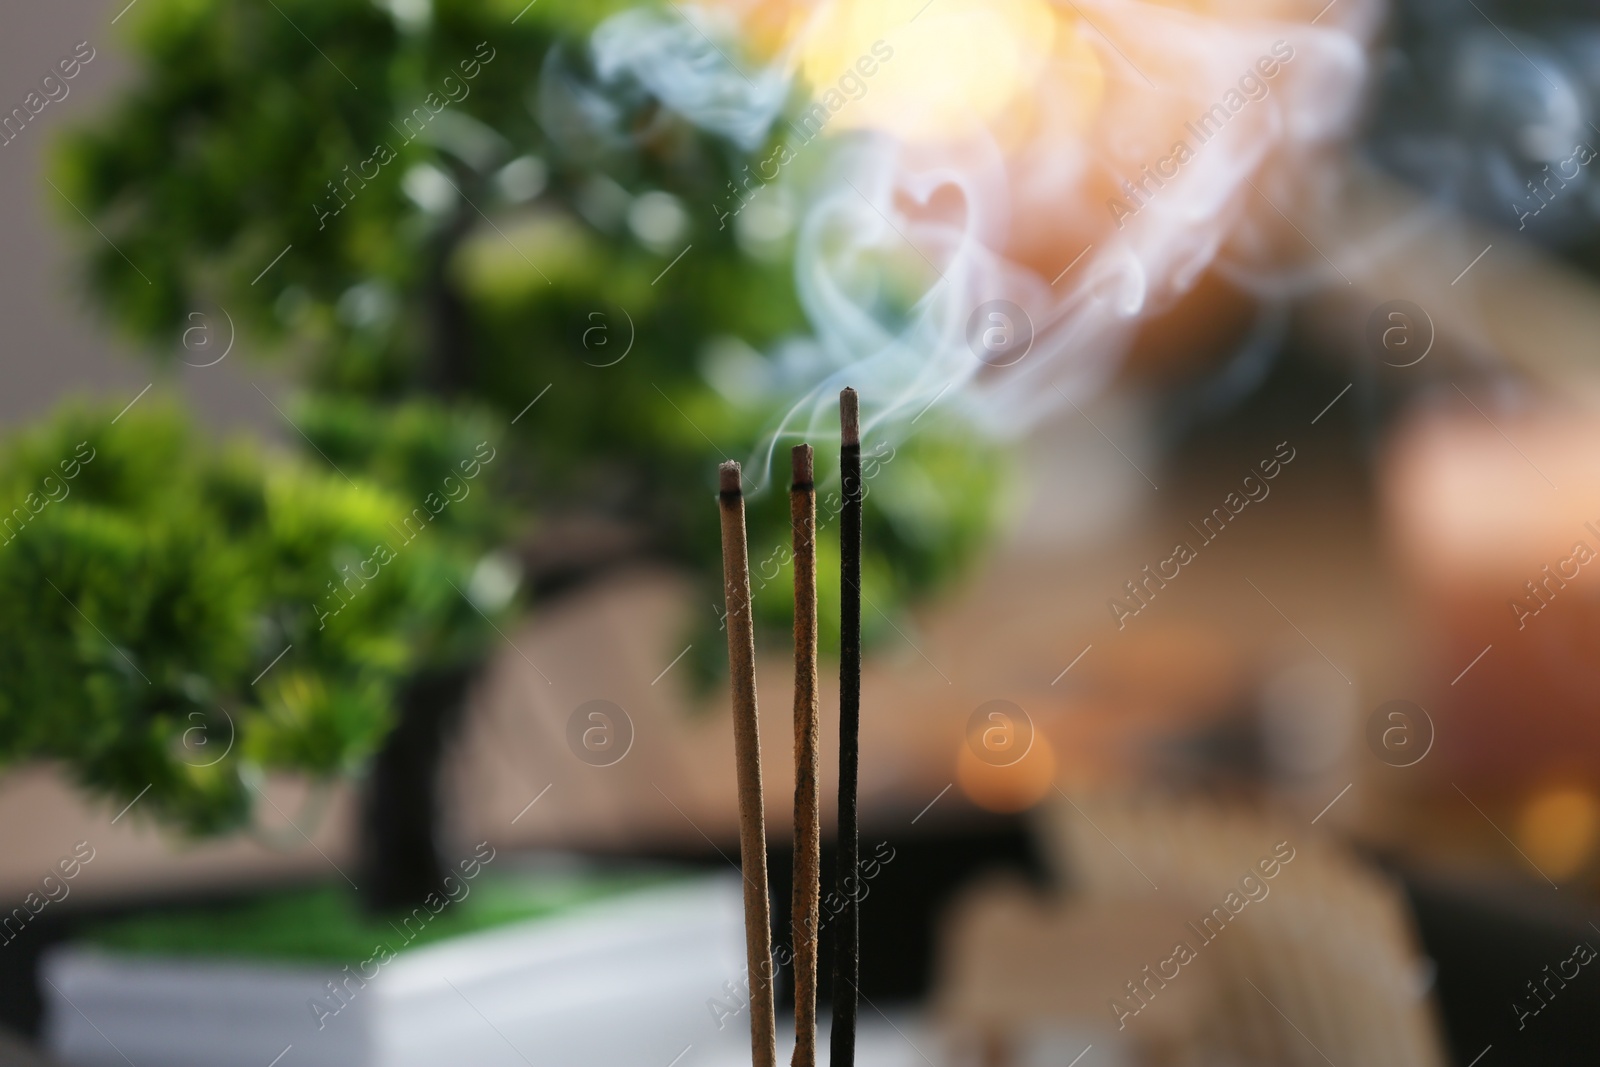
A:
[718, 460, 777, 1067]
[789, 444, 821, 1067]
[831, 389, 862, 1067]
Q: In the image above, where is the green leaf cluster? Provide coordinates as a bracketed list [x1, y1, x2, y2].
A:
[0, 402, 496, 834]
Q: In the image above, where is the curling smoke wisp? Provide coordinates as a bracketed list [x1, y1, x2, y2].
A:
[594, 0, 1380, 455]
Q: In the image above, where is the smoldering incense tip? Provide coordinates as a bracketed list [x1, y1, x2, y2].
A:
[719, 460, 743, 496]
[792, 443, 814, 488]
[840, 388, 859, 447]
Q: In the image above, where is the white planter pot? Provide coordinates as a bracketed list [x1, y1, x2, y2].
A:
[43, 876, 750, 1067]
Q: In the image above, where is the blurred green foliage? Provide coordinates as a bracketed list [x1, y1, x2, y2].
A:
[0, 402, 498, 834]
[35, 0, 1008, 837]
[81, 869, 678, 963]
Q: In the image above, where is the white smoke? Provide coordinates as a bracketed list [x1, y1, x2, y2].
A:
[591, 7, 791, 151]
[593, 0, 1382, 461]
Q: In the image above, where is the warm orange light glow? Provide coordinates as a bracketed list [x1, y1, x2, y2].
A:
[955, 730, 1057, 813]
[692, 0, 1375, 409]
[1517, 786, 1600, 881]
[714, 0, 812, 63]
[797, 0, 1084, 145]
[702, 0, 1369, 287]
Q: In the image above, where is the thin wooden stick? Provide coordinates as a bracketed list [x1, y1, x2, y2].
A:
[789, 444, 821, 1067]
[831, 389, 862, 1067]
[718, 460, 777, 1067]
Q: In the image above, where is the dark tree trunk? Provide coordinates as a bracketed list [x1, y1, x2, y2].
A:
[354, 187, 486, 914]
[358, 662, 476, 914]
[424, 204, 478, 396]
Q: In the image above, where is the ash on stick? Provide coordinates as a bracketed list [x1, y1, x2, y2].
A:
[718, 460, 777, 1067]
[790, 444, 821, 1067]
[831, 389, 862, 1067]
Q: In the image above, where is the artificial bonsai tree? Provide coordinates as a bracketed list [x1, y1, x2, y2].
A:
[45, 0, 1004, 909]
[0, 402, 506, 906]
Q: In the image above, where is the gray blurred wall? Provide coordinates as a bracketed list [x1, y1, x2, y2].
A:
[0, 0, 274, 430]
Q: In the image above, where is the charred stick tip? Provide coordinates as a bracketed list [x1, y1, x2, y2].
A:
[791, 443, 814, 487]
[840, 388, 859, 446]
[719, 460, 743, 498]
